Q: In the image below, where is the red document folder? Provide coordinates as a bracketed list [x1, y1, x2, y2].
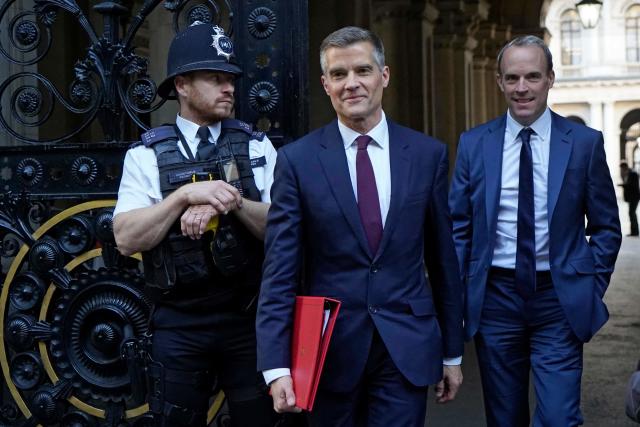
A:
[290, 296, 341, 411]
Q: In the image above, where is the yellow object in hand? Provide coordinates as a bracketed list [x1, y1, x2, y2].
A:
[205, 216, 219, 233]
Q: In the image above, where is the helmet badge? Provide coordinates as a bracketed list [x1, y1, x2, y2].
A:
[210, 25, 234, 61]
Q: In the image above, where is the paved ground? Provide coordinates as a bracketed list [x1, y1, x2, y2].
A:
[427, 203, 640, 426]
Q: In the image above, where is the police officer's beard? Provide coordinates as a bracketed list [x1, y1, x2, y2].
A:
[183, 98, 233, 124]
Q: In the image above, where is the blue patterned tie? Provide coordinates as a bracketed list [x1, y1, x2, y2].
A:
[356, 135, 383, 255]
[515, 127, 536, 298]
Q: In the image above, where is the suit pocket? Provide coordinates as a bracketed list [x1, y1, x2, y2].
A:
[570, 257, 596, 275]
[408, 298, 437, 317]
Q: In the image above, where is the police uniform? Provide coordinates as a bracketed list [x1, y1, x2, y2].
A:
[114, 22, 278, 427]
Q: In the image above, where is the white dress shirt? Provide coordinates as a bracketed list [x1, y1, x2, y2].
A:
[114, 114, 277, 217]
[263, 111, 460, 386]
[492, 108, 551, 270]
[338, 112, 391, 225]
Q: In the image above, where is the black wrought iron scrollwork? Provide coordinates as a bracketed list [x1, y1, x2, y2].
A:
[16, 158, 44, 187]
[10, 351, 43, 390]
[70, 157, 99, 186]
[49, 268, 151, 401]
[9, 272, 45, 311]
[0, 0, 308, 424]
[28, 237, 65, 275]
[5, 314, 36, 351]
[248, 81, 279, 113]
[164, 0, 233, 33]
[248, 7, 277, 39]
[94, 210, 115, 243]
[188, 3, 212, 23]
[0, 0, 235, 144]
[0, 192, 38, 245]
[57, 215, 95, 254]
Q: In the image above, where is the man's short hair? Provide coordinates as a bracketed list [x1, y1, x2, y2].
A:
[319, 26, 385, 74]
[497, 35, 553, 75]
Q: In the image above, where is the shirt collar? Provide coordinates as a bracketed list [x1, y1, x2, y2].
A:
[175, 115, 222, 143]
[506, 107, 551, 143]
[338, 111, 388, 150]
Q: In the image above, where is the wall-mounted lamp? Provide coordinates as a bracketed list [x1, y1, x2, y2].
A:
[575, 0, 603, 29]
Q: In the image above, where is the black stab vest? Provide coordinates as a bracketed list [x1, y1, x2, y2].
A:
[141, 123, 265, 310]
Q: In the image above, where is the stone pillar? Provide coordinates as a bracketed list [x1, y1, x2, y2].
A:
[490, 25, 512, 119]
[471, 22, 497, 126]
[589, 101, 604, 131]
[372, 1, 428, 130]
[421, 2, 440, 134]
[603, 101, 619, 178]
[432, 0, 488, 162]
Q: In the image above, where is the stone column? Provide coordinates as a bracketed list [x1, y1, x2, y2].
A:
[372, 1, 428, 130]
[490, 25, 511, 119]
[603, 101, 619, 177]
[471, 22, 497, 126]
[421, 2, 440, 134]
[589, 101, 604, 131]
[432, 0, 488, 161]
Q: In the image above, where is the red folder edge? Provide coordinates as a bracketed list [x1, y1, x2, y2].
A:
[290, 296, 341, 411]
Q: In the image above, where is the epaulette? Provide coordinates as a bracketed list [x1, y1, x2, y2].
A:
[221, 118, 253, 135]
[140, 125, 178, 147]
[221, 118, 266, 141]
[251, 130, 266, 142]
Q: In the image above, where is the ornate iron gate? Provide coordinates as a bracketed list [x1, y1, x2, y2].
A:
[0, 0, 308, 424]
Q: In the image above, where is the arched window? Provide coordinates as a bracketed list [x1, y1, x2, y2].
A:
[560, 10, 582, 65]
[627, 4, 640, 62]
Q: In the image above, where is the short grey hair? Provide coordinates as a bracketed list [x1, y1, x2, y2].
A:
[319, 26, 385, 74]
[497, 35, 553, 75]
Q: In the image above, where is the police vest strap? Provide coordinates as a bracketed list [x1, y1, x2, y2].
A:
[141, 126, 178, 147]
[221, 119, 266, 141]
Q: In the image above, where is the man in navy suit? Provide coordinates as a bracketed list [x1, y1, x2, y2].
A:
[449, 35, 622, 426]
[256, 26, 464, 426]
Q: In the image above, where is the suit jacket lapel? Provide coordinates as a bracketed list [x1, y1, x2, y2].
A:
[317, 121, 372, 256]
[548, 112, 573, 221]
[483, 115, 506, 237]
[375, 120, 410, 260]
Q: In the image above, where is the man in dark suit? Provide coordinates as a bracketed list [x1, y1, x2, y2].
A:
[620, 161, 640, 236]
[256, 26, 464, 426]
[449, 35, 622, 426]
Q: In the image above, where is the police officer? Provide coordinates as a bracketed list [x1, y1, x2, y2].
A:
[113, 22, 278, 427]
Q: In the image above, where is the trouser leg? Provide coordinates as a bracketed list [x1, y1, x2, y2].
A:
[529, 281, 584, 427]
[217, 310, 278, 427]
[364, 331, 428, 427]
[475, 272, 531, 427]
[149, 328, 211, 427]
[629, 199, 639, 235]
[307, 331, 428, 427]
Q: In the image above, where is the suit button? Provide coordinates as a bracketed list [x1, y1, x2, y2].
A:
[368, 305, 379, 314]
[370, 264, 379, 273]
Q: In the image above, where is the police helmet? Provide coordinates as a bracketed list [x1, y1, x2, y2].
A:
[157, 22, 242, 99]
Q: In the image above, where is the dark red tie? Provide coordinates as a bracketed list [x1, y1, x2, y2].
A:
[356, 135, 383, 255]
